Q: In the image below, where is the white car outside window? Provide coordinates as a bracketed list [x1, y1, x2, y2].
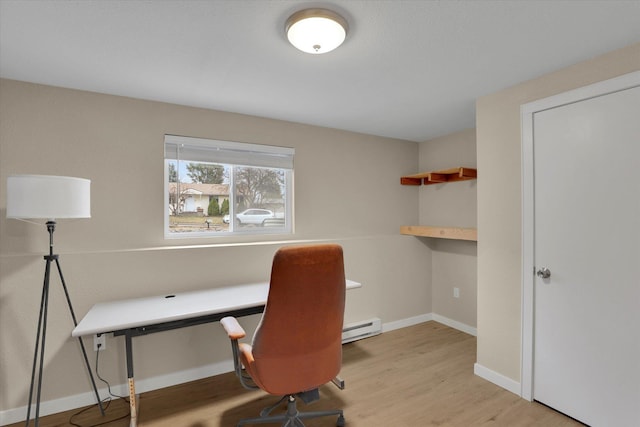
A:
[235, 209, 274, 225]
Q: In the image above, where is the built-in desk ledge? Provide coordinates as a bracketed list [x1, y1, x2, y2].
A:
[400, 225, 477, 241]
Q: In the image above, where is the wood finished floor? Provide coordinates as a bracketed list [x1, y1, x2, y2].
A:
[10, 321, 582, 427]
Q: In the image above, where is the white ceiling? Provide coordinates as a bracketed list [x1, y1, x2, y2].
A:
[1, 0, 639, 142]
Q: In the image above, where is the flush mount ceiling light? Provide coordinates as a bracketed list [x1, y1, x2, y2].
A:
[285, 8, 348, 54]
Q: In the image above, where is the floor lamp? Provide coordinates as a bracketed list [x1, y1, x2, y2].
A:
[6, 175, 104, 426]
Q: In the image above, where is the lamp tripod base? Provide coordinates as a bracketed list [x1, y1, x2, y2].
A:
[25, 222, 104, 426]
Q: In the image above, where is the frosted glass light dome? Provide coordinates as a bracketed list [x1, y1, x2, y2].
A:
[285, 9, 348, 54]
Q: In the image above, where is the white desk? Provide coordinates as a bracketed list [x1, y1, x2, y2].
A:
[72, 280, 361, 426]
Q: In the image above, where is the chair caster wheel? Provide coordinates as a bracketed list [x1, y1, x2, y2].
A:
[337, 414, 345, 426]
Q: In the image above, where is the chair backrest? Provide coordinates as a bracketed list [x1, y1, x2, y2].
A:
[250, 244, 346, 395]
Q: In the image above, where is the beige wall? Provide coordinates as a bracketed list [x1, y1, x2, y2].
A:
[476, 43, 640, 383]
[419, 129, 477, 328]
[0, 79, 432, 416]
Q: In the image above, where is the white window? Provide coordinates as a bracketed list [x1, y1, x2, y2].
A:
[164, 135, 294, 238]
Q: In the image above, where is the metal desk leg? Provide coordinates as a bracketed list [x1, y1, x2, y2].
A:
[125, 332, 138, 427]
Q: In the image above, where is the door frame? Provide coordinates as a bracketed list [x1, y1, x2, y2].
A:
[520, 70, 640, 401]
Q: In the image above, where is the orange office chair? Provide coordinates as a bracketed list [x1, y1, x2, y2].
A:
[221, 244, 346, 427]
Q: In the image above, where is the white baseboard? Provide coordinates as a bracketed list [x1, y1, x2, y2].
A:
[474, 363, 521, 396]
[382, 313, 476, 337]
[1, 313, 477, 426]
[0, 389, 104, 426]
[431, 313, 477, 336]
[0, 359, 235, 426]
[132, 359, 234, 395]
[382, 313, 433, 332]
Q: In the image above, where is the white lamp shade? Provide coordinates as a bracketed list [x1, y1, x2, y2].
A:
[286, 9, 348, 54]
[7, 175, 91, 219]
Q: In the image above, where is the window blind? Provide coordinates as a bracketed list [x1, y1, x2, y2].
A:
[164, 135, 294, 169]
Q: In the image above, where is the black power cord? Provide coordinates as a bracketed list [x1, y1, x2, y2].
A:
[68, 343, 130, 427]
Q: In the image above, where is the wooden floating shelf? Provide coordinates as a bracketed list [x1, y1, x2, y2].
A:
[400, 225, 477, 241]
[401, 167, 477, 186]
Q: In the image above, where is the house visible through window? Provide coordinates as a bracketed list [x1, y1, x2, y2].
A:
[164, 135, 294, 238]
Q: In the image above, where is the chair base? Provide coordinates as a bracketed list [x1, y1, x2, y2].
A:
[238, 394, 345, 427]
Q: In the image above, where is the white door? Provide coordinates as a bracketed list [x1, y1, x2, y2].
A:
[532, 84, 640, 426]
[184, 196, 195, 212]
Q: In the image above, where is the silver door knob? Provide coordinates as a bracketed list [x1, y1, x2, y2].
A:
[536, 267, 551, 279]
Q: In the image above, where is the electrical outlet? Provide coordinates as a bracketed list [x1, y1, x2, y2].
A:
[94, 334, 106, 351]
[453, 287, 460, 298]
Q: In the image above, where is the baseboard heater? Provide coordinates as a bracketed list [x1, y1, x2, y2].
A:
[342, 317, 382, 344]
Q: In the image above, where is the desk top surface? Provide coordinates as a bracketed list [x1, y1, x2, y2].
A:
[72, 280, 361, 337]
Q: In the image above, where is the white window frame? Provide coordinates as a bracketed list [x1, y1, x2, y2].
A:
[164, 135, 294, 239]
